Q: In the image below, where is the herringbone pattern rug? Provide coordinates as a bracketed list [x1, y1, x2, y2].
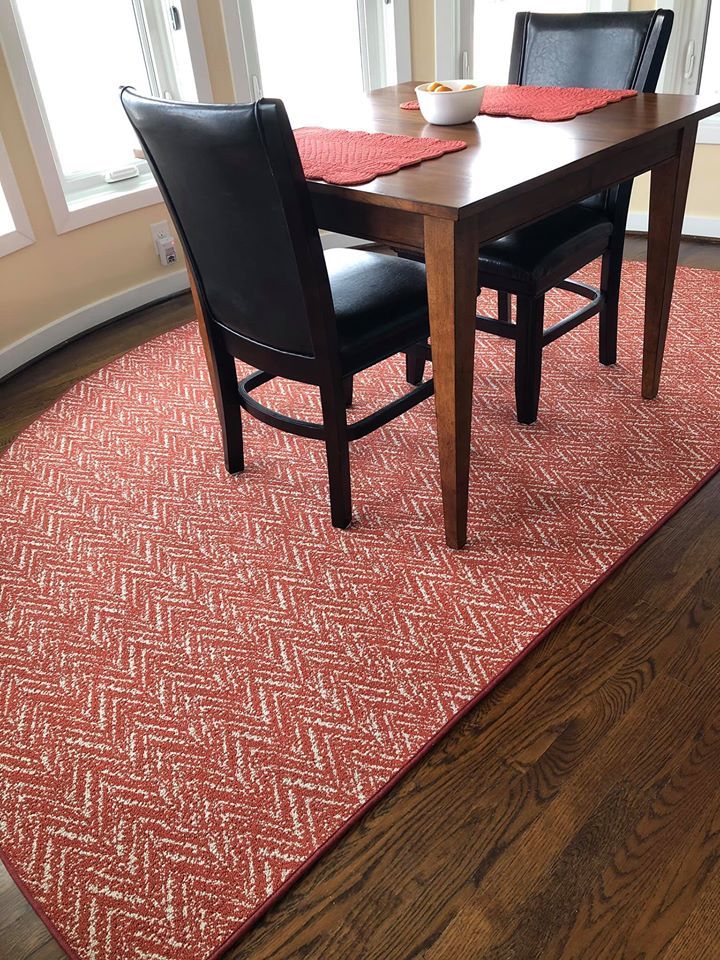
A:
[1, 261, 719, 960]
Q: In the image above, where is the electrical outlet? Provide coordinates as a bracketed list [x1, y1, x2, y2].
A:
[150, 220, 170, 248]
[150, 220, 177, 266]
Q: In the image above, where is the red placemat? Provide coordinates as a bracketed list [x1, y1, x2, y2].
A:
[401, 84, 637, 121]
[294, 127, 466, 186]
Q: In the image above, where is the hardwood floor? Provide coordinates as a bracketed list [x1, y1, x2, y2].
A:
[1, 241, 719, 960]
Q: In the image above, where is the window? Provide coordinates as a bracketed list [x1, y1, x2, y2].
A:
[0, 185, 13, 238]
[218, 0, 409, 249]
[686, 0, 720, 143]
[0, 133, 34, 258]
[247, 0, 365, 126]
[0, 0, 212, 232]
[656, 0, 720, 143]
[700, 1, 720, 103]
[221, 0, 411, 127]
[437, 1, 629, 82]
[472, 1, 599, 85]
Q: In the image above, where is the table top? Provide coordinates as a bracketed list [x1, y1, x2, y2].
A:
[304, 82, 720, 220]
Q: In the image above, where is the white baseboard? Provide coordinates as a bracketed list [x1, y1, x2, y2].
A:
[0, 269, 190, 381]
[626, 212, 720, 239]
[0, 237, 372, 382]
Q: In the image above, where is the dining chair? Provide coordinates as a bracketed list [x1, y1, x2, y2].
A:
[405, 9, 674, 424]
[120, 90, 433, 529]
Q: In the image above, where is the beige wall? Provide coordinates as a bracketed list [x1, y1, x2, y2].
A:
[0, 0, 233, 357]
[410, 0, 435, 80]
[631, 146, 720, 220]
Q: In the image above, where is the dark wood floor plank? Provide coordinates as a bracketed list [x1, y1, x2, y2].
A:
[422, 652, 719, 958]
[0, 868, 60, 960]
[658, 863, 720, 959]
[1, 243, 718, 960]
[625, 234, 720, 269]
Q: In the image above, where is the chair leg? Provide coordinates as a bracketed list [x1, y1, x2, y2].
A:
[192, 277, 244, 474]
[498, 291, 512, 324]
[320, 380, 352, 529]
[205, 344, 244, 473]
[514, 295, 545, 425]
[599, 237, 624, 366]
[405, 343, 428, 385]
[343, 375, 354, 408]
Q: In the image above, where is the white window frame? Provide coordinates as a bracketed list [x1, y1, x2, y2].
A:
[219, 0, 412, 105]
[0, 0, 213, 235]
[660, 0, 719, 144]
[0, 132, 34, 257]
[436, 1, 631, 83]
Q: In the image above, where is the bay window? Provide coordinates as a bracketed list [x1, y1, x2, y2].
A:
[0, 0, 212, 232]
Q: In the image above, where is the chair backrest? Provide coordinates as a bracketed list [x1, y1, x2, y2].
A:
[508, 10, 673, 92]
[120, 90, 335, 365]
[508, 10, 673, 224]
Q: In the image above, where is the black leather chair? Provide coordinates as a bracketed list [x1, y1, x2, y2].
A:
[120, 90, 433, 529]
[406, 10, 674, 424]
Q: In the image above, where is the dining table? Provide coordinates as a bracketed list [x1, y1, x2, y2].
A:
[305, 81, 720, 549]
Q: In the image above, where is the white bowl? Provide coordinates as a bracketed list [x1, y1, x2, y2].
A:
[415, 81, 484, 126]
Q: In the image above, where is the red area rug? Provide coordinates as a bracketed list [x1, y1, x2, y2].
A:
[1, 260, 719, 960]
[294, 127, 466, 185]
[401, 84, 636, 120]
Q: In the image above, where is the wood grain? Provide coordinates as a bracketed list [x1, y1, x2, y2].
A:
[643, 123, 698, 399]
[304, 84, 720, 221]
[423, 215, 479, 548]
[1, 241, 719, 960]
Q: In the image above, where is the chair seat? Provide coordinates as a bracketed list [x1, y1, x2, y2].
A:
[476, 204, 613, 297]
[326, 248, 430, 374]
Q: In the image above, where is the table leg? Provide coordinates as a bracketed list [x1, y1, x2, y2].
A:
[424, 216, 479, 549]
[643, 122, 697, 400]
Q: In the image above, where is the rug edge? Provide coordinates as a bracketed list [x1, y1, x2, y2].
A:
[3, 460, 719, 960]
[204, 455, 720, 960]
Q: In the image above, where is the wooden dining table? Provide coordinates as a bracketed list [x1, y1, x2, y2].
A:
[305, 81, 720, 549]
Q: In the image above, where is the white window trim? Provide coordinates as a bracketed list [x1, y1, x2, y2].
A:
[660, 0, 719, 145]
[0, 131, 34, 258]
[219, 0, 411, 105]
[0, 0, 213, 235]
[436, 1, 631, 83]
[389, 0, 412, 85]
[435, 0, 473, 80]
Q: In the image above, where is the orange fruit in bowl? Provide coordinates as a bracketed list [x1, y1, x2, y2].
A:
[427, 81, 442, 92]
[461, 84, 477, 90]
[435, 84, 453, 92]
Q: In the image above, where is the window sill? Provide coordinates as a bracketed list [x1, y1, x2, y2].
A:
[0, 227, 34, 258]
[55, 174, 164, 233]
